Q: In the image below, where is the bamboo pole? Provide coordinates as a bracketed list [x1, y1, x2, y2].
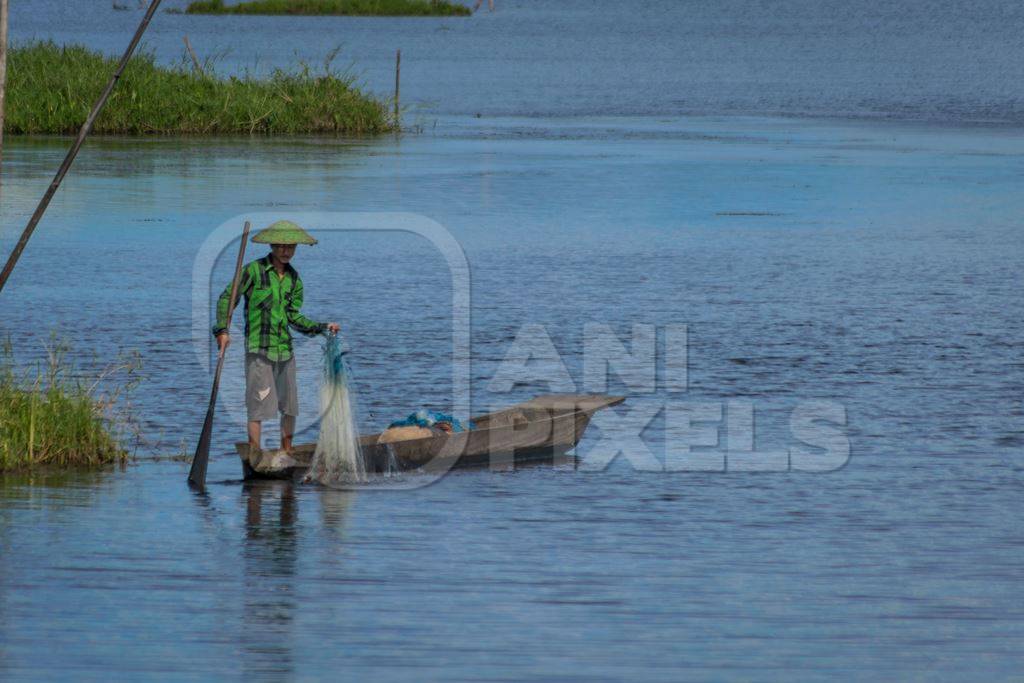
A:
[0, 0, 9, 180]
[394, 49, 400, 127]
[0, 0, 164, 295]
[183, 35, 203, 75]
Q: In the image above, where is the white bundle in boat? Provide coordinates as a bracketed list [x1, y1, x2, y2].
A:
[306, 334, 366, 485]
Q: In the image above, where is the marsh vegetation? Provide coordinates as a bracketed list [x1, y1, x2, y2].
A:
[7, 42, 396, 135]
[0, 342, 140, 470]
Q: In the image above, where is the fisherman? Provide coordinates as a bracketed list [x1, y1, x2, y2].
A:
[212, 220, 340, 454]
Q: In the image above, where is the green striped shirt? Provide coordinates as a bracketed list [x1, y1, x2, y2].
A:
[213, 255, 325, 361]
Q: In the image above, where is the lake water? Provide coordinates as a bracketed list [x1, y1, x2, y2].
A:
[1, 2, 1023, 681]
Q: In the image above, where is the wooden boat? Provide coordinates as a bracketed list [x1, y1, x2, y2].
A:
[236, 393, 625, 481]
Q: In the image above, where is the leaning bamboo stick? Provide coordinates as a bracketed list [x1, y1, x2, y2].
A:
[0, 0, 164, 294]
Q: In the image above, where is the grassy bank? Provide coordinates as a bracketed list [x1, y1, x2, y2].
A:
[185, 0, 471, 16]
[0, 344, 139, 471]
[7, 42, 395, 135]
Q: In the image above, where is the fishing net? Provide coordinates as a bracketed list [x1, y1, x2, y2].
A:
[306, 334, 366, 485]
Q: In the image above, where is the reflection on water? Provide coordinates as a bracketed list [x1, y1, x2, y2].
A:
[0, 468, 115, 491]
[237, 482, 355, 680]
[318, 488, 356, 537]
[242, 482, 299, 681]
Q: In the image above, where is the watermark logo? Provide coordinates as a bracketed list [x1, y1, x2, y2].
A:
[483, 323, 850, 473]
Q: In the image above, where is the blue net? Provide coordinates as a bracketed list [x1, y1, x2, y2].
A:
[323, 333, 350, 384]
[388, 409, 472, 433]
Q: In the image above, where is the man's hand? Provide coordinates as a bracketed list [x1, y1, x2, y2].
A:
[216, 333, 230, 353]
[326, 322, 341, 335]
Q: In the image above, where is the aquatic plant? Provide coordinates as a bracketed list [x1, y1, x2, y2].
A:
[6, 42, 395, 135]
[184, 0, 471, 16]
[0, 341, 141, 470]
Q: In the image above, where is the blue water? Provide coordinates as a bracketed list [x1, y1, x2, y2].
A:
[2, 2, 1024, 681]
[11, 0, 1024, 123]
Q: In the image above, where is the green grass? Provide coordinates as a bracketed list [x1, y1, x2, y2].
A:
[6, 42, 395, 135]
[0, 342, 140, 471]
[184, 0, 472, 16]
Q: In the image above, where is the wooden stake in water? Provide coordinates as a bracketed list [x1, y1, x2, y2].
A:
[394, 49, 401, 127]
[188, 221, 250, 491]
[183, 35, 204, 76]
[0, 0, 163, 295]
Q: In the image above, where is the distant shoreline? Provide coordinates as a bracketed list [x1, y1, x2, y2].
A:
[181, 0, 472, 16]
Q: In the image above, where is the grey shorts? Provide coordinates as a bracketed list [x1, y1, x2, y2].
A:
[245, 353, 299, 422]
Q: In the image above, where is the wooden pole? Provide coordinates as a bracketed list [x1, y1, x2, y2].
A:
[188, 221, 250, 491]
[183, 35, 203, 75]
[0, 0, 163, 295]
[394, 49, 400, 127]
[0, 0, 9, 180]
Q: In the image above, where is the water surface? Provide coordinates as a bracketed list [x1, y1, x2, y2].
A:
[1, 2, 1023, 680]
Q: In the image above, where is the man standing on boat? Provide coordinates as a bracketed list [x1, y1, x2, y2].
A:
[212, 220, 340, 454]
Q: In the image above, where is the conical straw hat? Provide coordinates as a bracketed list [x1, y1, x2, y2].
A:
[251, 220, 318, 245]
